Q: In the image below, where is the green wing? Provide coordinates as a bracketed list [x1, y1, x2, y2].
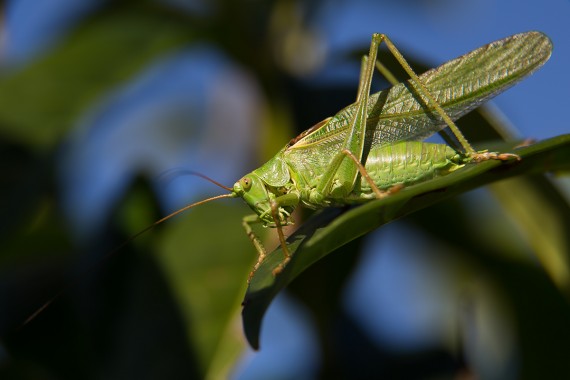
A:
[290, 31, 552, 152]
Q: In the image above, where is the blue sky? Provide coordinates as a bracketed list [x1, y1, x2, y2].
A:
[311, 0, 568, 140]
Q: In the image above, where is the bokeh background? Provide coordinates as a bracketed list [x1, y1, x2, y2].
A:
[0, 0, 569, 379]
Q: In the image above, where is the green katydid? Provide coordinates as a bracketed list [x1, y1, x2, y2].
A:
[21, 31, 553, 327]
[167, 31, 552, 278]
[175, 31, 551, 277]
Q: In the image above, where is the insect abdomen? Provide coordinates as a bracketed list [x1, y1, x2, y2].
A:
[360, 142, 463, 193]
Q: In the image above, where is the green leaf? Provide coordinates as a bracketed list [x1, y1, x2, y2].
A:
[0, 6, 192, 148]
[242, 134, 570, 349]
[155, 201, 255, 376]
[489, 175, 570, 292]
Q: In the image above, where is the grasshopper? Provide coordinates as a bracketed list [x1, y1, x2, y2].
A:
[20, 32, 552, 327]
[148, 31, 553, 278]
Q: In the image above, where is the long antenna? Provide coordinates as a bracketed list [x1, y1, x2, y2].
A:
[157, 169, 233, 191]
[20, 192, 235, 328]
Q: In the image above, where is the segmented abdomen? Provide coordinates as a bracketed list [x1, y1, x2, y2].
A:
[358, 141, 462, 195]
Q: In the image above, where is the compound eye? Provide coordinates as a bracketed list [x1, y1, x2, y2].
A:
[240, 177, 252, 190]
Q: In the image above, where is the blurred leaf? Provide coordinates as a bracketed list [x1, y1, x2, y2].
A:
[490, 175, 570, 293]
[0, 199, 73, 337]
[155, 201, 255, 377]
[407, 191, 570, 379]
[0, 143, 51, 244]
[0, 5, 193, 148]
[1, 179, 254, 379]
[243, 134, 570, 349]
[459, 104, 570, 293]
